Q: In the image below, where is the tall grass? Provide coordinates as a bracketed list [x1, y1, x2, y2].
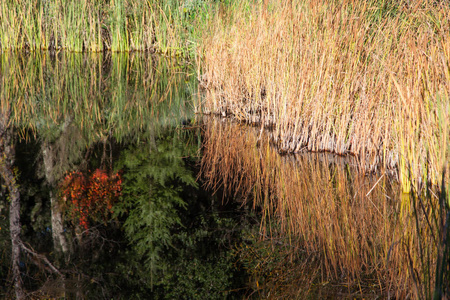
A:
[0, 0, 218, 54]
[199, 0, 450, 193]
[200, 116, 448, 298]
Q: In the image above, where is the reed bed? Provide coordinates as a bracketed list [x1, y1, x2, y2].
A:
[0, 0, 213, 54]
[199, 0, 450, 193]
[200, 116, 445, 298]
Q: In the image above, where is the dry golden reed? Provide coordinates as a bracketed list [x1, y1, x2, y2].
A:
[199, 0, 450, 193]
[200, 116, 440, 298]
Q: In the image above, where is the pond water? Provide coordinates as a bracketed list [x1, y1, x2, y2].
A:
[0, 52, 437, 299]
[0, 52, 257, 299]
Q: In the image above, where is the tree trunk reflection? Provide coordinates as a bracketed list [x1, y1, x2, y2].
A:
[0, 110, 25, 299]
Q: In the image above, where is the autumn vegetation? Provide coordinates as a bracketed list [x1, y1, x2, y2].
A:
[1, 0, 449, 298]
[2, 1, 448, 192]
[200, 116, 449, 298]
[199, 0, 449, 194]
[61, 169, 122, 230]
[197, 1, 449, 296]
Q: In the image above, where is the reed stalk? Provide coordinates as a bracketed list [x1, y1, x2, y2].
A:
[0, 52, 195, 141]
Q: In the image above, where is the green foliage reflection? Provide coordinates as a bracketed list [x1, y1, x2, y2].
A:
[113, 129, 245, 299]
[115, 131, 197, 273]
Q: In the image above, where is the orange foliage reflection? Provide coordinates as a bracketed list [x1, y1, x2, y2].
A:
[61, 169, 122, 229]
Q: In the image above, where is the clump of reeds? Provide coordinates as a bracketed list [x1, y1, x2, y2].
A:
[0, 0, 215, 54]
[199, 0, 450, 193]
[200, 116, 445, 298]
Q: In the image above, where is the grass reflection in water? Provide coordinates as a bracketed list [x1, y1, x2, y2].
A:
[201, 116, 449, 299]
[1, 52, 254, 299]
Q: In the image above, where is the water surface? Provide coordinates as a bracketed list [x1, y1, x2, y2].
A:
[0, 52, 439, 299]
[0, 52, 254, 299]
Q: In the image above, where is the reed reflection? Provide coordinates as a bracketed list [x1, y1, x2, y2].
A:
[200, 116, 439, 298]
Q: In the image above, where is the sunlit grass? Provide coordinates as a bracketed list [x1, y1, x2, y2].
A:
[199, 0, 450, 193]
[0, 0, 218, 55]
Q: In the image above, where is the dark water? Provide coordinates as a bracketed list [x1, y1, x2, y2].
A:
[0, 52, 257, 299]
[0, 52, 444, 299]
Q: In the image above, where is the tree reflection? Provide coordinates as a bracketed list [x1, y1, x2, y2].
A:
[112, 129, 247, 299]
[0, 52, 211, 298]
[0, 109, 25, 299]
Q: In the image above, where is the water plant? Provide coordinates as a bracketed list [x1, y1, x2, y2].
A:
[0, 51, 195, 140]
[408, 169, 450, 299]
[0, 0, 218, 55]
[199, 0, 450, 193]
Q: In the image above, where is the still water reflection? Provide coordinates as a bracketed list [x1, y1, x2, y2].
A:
[200, 117, 438, 299]
[0, 52, 439, 299]
[0, 52, 254, 299]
